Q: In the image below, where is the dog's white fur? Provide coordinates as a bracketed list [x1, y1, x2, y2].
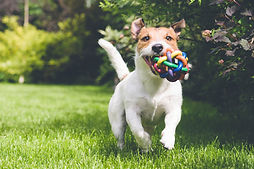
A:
[98, 22, 183, 151]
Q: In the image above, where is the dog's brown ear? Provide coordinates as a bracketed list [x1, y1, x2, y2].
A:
[171, 19, 186, 37]
[131, 18, 145, 40]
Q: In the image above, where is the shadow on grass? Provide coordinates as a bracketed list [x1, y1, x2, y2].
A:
[104, 97, 253, 150]
[177, 98, 254, 146]
[78, 96, 254, 155]
[38, 97, 253, 151]
[2, 94, 252, 155]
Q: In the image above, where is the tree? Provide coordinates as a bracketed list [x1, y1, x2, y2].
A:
[24, 0, 29, 26]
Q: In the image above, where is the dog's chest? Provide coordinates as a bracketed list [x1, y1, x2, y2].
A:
[138, 95, 165, 122]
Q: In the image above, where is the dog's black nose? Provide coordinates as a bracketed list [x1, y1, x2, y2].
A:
[152, 44, 163, 54]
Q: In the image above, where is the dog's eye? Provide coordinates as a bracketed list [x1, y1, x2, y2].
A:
[166, 36, 173, 41]
[141, 36, 150, 42]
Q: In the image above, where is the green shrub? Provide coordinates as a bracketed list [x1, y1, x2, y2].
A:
[200, 0, 254, 118]
[0, 2, 114, 84]
[98, 0, 254, 118]
[0, 16, 71, 83]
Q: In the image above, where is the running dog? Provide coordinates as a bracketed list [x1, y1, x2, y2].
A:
[98, 18, 186, 151]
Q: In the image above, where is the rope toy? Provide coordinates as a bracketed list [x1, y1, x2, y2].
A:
[152, 49, 189, 82]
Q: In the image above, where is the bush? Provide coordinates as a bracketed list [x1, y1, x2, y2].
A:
[0, 16, 72, 83]
[200, 0, 254, 118]
[98, 0, 254, 119]
[0, 1, 123, 84]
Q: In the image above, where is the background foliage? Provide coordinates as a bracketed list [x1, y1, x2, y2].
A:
[0, 16, 74, 82]
[98, 0, 254, 122]
[0, 0, 117, 84]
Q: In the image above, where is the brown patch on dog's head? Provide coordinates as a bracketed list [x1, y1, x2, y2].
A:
[136, 27, 179, 53]
[131, 18, 186, 53]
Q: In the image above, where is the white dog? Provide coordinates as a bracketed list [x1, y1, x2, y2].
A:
[98, 18, 186, 151]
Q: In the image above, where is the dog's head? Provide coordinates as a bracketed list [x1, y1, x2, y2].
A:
[131, 18, 186, 74]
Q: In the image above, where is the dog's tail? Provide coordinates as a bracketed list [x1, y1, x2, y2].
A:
[98, 39, 130, 80]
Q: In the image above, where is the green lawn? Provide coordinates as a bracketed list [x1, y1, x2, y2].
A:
[0, 83, 253, 168]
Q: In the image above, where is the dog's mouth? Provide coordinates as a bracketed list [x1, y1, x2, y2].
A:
[143, 55, 162, 75]
[142, 50, 189, 82]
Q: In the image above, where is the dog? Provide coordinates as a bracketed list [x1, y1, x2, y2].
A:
[98, 18, 186, 152]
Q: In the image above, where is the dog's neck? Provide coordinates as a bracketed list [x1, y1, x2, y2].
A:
[135, 53, 169, 96]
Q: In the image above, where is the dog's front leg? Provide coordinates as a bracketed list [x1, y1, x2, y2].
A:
[160, 106, 181, 150]
[125, 107, 151, 152]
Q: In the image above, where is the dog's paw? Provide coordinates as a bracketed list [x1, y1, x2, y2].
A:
[160, 130, 175, 150]
[117, 141, 125, 150]
[135, 131, 152, 151]
[160, 136, 175, 150]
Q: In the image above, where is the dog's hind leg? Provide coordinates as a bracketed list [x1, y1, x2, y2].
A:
[108, 92, 126, 150]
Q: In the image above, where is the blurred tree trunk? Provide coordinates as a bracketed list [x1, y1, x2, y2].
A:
[18, 75, 25, 84]
[24, 0, 29, 26]
[86, 0, 91, 8]
[58, 0, 70, 16]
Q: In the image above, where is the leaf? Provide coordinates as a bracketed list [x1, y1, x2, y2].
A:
[229, 62, 238, 69]
[210, 46, 221, 54]
[188, 0, 202, 5]
[240, 39, 251, 50]
[232, 41, 239, 46]
[215, 20, 225, 26]
[98, 30, 106, 36]
[209, 0, 224, 5]
[226, 6, 238, 17]
[189, 0, 196, 5]
[225, 49, 236, 56]
[212, 30, 228, 41]
[205, 37, 213, 42]
[214, 36, 231, 43]
[222, 69, 232, 76]
[240, 9, 252, 16]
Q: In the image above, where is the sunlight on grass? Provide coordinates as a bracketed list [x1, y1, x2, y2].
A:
[0, 83, 253, 168]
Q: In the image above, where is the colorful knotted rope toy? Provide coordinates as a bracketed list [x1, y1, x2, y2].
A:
[152, 49, 189, 82]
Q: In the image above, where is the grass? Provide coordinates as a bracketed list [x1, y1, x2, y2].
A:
[0, 83, 253, 168]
